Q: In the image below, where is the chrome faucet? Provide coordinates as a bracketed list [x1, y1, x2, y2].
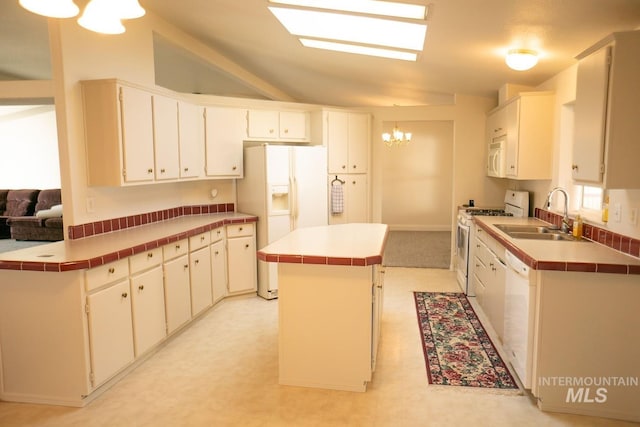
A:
[545, 187, 570, 233]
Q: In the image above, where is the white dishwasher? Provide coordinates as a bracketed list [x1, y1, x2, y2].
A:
[503, 250, 537, 389]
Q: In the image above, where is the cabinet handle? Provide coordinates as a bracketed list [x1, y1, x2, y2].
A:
[476, 244, 480, 248]
[245, 244, 250, 248]
[201, 236, 205, 241]
[232, 166, 237, 171]
[269, 128, 275, 134]
[195, 259, 199, 265]
[108, 267, 115, 274]
[176, 244, 181, 250]
[138, 285, 144, 291]
[571, 164, 579, 171]
[510, 165, 515, 169]
[352, 181, 356, 185]
[183, 264, 189, 269]
[121, 292, 128, 298]
[215, 251, 219, 255]
[341, 165, 346, 169]
[147, 252, 153, 258]
[494, 127, 503, 133]
[161, 168, 166, 173]
[147, 168, 153, 174]
[284, 128, 289, 134]
[239, 227, 243, 231]
[489, 262, 494, 267]
[492, 266, 497, 272]
[184, 167, 189, 172]
[352, 165, 357, 169]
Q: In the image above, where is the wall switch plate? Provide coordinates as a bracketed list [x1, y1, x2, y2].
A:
[630, 208, 638, 226]
[86, 197, 95, 213]
[613, 203, 621, 222]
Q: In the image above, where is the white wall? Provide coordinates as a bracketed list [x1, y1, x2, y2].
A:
[0, 105, 60, 189]
[380, 120, 453, 231]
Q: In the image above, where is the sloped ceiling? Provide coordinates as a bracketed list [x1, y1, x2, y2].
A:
[2, 0, 640, 107]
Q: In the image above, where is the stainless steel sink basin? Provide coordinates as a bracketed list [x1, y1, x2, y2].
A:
[494, 224, 589, 242]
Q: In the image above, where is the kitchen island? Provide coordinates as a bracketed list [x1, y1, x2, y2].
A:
[257, 223, 388, 392]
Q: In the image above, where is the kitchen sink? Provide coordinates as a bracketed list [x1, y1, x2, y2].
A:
[494, 224, 589, 242]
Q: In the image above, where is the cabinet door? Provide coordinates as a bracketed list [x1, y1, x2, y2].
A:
[86, 280, 134, 387]
[130, 266, 166, 356]
[120, 85, 155, 183]
[152, 94, 180, 180]
[505, 100, 519, 177]
[488, 256, 506, 340]
[178, 101, 204, 179]
[279, 111, 308, 140]
[163, 255, 192, 334]
[327, 111, 349, 174]
[190, 246, 213, 316]
[205, 107, 245, 178]
[227, 236, 257, 294]
[211, 239, 227, 304]
[347, 174, 369, 223]
[348, 113, 369, 173]
[247, 110, 279, 138]
[572, 46, 610, 183]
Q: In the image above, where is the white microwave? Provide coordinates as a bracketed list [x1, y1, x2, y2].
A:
[488, 136, 507, 178]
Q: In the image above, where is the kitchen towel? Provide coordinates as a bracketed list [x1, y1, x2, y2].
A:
[331, 181, 344, 215]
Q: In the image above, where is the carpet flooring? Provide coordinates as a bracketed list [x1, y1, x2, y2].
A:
[414, 291, 519, 392]
[383, 230, 451, 269]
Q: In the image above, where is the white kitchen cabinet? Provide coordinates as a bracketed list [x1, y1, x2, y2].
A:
[247, 110, 310, 141]
[129, 266, 166, 356]
[82, 80, 155, 186]
[163, 253, 192, 334]
[152, 94, 180, 181]
[226, 224, 257, 295]
[328, 174, 369, 225]
[486, 92, 554, 180]
[473, 225, 506, 341]
[572, 30, 640, 188]
[189, 232, 213, 316]
[204, 106, 245, 178]
[86, 279, 135, 388]
[371, 265, 384, 372]
[177, 101, 204, 179]
[211, 228, 227, 304]
[327, 111, 370, 174]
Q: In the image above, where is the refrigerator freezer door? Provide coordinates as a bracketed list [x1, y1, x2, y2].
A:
[292, 146, 328, 229]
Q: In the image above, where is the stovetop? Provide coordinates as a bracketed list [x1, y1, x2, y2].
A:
[464, 208, 513, 217]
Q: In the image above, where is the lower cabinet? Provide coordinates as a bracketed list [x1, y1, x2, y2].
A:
[328, 174, 369, 224]
[189, 245, 213, 316]
[163, 254, 192, 334]
[211, 234, 227, 304]
[227, 224, 257, 295]
[86, 279, 135, 388]
[130, 266, 166, 356]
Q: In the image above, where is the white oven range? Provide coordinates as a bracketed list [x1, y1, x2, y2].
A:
[455, 190, 529, 295]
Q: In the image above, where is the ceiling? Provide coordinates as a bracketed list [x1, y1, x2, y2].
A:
[2, 0, 640, 107]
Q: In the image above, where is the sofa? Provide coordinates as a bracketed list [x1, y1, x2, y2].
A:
[0, 189, 64, 241]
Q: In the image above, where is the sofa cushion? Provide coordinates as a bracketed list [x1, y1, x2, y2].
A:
[34, 189, 62, 213]
[4, 189, 40, 216]
[7, 217, 45, 228]
[36, 205, 63, 219]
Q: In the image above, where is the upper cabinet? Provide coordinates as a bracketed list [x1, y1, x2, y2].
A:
[204, 107, 246, 179]
[246, 110, 310, 142]
[152, 94, 180, 181]
[177, 101, 204, 179]
[572, 30, 640, 189]
[486, 92, 554, 180]
[326, 111, 370, 174]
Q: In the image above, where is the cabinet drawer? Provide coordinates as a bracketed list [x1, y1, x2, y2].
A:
[163, 239, 189, 261]
[129, 247, 162, 274]
[190, 232, 211, 251]
[211, 227, 226, 243]
[85, 259, 129, 292]
[226, 223, 254, 238]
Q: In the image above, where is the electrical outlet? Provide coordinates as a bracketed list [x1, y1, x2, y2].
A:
[86, 197, 95, 213]
[613, 203, 621, 222]
[630, 208, 638, 226]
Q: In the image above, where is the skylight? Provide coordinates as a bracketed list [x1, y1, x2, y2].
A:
[267, 0, 427, 61]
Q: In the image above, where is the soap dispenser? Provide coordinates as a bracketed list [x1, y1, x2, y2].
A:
[572, 215, 583, 240]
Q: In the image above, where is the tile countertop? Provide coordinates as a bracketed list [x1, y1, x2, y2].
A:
[0, 213, 258, 272]
[257, 223, 389, 266]
[474, 216, 640, 274]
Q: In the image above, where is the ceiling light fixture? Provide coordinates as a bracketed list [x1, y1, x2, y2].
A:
[505, 49, 539, 71]
[268, 0, 427, 20]
[382, 124, 412, 147]
[19, 0, 145, 34]
[18, 0, 80, 18]
[300, 39, 417, 61]
[268, 1, 427, 62]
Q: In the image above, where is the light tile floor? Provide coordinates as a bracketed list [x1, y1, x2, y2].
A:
[0, 268, 635, 426]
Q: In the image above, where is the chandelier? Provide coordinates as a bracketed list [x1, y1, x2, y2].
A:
[19, 0, 145, 35]
[382, 123, 411, 147]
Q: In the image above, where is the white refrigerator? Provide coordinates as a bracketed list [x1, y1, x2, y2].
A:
[237, 144, 328, 299]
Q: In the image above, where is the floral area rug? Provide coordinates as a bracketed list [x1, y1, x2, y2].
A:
[413, 291, 520, 393]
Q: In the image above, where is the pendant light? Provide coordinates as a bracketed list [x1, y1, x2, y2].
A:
[19, 0, 80, 18]
[77, 0, 125, 35]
